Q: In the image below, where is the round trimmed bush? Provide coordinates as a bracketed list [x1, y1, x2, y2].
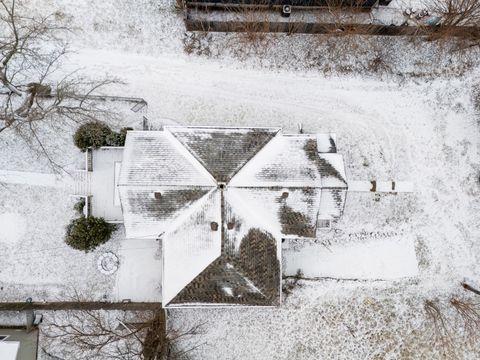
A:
[73, 121, 113, 151]
[65, 216, 116, 252]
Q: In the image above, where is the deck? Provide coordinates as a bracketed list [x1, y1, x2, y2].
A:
[90, 147, 124, 222]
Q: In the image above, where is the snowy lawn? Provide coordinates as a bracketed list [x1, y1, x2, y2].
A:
[169, 282, 477, 360]
[0, 95, 146, 302]
[0, 183, 121, 302]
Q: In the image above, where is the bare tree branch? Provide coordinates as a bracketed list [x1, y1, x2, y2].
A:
[424, 300, 457, 359]
[42, 291, 205, 360]
[425, 0, 480, 49]
[462, 282, 480, 296]
[0, 0, 119, 173]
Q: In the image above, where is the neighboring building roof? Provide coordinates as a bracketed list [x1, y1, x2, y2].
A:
[0, 328, 38, 360]
[0, 342, 19, 360]
[119, 126, 348, 307]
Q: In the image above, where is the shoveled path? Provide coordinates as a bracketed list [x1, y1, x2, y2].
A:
[0, 170, 69, 188]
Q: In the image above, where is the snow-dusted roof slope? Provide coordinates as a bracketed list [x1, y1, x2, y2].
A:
[118, 127, 348, 307]
[230, 134, 347, 188]
[118, 130, 215, 187]
[119, 186, 211, 239]
[163, 189, 222, 304]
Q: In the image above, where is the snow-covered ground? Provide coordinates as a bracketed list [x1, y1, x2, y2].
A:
[113, 238, 163, 302]
[283, 235, 419, 280]
[0, 0, 479, 359]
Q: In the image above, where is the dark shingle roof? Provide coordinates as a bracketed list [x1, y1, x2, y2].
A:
[120, 187, 211, 239]
[170, 229, 280, 306]
[168, 126, 280, 183]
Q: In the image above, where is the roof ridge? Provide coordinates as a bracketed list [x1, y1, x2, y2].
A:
[228, 134, 284, 187]
[165, 125, 282, 130]
[162, 188, 222, 305]
[227, 128, 281, 183]
[167, 127, 280, 183]
[162, 187, 218, 239]
[163, 129, 217, 185]
[165, 127, 219, 183]
[318, 153, 348, 186]
[225, 188, 282, 240]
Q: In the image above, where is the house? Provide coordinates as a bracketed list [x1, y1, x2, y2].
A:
[116, 126, 348, 307]
[184, 0, 391, 33]
[186, 0, 381, 10]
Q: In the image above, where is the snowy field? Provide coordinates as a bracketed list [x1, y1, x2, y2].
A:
[0, 0, 479, 359]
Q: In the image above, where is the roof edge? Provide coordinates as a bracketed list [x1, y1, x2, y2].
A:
[164, 125, 282, 131]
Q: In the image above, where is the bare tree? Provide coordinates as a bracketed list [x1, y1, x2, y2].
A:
[431, 0, 480, 27]
[425, 0, 480, 48]
[141, 309, 204, 360]
[462, 282, 480, 296]
[42, 308, 204, 360]
[0, 0, 117, 171]
[424, 300, 457, 359]
[450, 297, 480, 347]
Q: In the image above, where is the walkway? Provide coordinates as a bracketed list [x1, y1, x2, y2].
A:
[0, 170, 69, 188]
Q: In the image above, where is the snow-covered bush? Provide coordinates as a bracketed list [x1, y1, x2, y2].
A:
[104, 132, 122, 147]
[73, 121, 114, 151]
[65, 216, 116, 252]
[73, 121, 132, 151]
[105, 127, 133, 146]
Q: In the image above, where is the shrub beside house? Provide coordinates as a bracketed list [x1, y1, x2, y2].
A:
[65, 215, 116, 252]
[73, 121, 132, 151]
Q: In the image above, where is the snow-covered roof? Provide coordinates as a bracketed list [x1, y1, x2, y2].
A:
[163, 189, 222, 304]
[229, 134, 347, 188]
[118, 126, 348, 306]
[119, 186, 214, 239]
[118, 130, 215, 187]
